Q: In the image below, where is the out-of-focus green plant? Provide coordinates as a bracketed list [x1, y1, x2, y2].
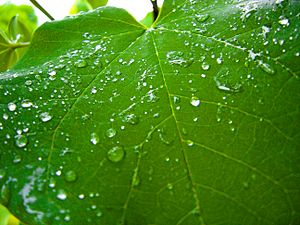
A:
[70, 0, 108, 14]
[0, 3, 38, 72]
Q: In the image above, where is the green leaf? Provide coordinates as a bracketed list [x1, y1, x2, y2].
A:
[0, 3, 37, 72]
[0, 3, 37, 35]
[70, 0, 93, 14]
[1, 1, 300, 225]
[87, 0, 108, 9]
[140, 11, 154, 28]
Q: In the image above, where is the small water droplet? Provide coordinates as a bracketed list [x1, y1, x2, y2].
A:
[201, 62, 210, 71]
[0, 184, 10, 205]
[21, 99, 33, 108]
[75, 59, 88, 68]
[40, 112, 53, 122]
[15, 134, 28, 148]
[13, 154, 22, 163]
[259, 61, 275, 75]
[48, 70, 56, 76]
[57, 189, 67, 200]
[107, 146, 125, 163]
[7, 102, 16, 112]
[106, 128, 116, 138]
[167, 183, 173, 190]
[123, 114, 139, 125]
[186, 140, 194, 147]
[90, 132, 99, 145]
[65, 170, 77, 182]
[190, 96, 200, 107]
[195, 14, 210, 22]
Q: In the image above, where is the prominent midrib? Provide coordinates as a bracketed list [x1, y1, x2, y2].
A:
[150, 30, 205, 225]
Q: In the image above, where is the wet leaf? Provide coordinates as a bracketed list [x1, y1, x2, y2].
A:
[0, 1, 300, 225]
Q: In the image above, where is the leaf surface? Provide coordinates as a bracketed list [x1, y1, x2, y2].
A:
[0, 1, 300, 225]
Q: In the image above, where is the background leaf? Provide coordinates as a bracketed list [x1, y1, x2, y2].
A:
[0, 1, 300, 225]
[0, 3, 37, 72]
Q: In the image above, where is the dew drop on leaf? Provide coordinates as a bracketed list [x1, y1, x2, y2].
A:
[65, 170, 77, 182]
[90, 132, 99, 145]
[107, 146, 125, 163]
[186, 140, 194, 147]
[21, 99, 33, 108]
[15, 134, 28, 148]
[40, 112, 53, 122]
[7, 102, 17, 112]
[123, 114, 139, 125]
[201, 62, 210, 71]
[190, 96, 200, 107]
[75, 59, 88, 68]
[106, 128, 116, 138]
[195, 14, 210, 22]
[259, 61, 276, 75]
[57, 189, 67, 200]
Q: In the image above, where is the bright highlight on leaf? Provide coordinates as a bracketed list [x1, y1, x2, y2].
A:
[0, 0, 300, 225]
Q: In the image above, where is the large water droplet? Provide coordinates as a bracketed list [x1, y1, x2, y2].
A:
[259, 61, 276, 75]
[40, 112, 53, 122]
[7, 102, 16, 112]
[107, 146, 125, 163]
[15, 134, 28, 148]
[65, 170, 77, 182]
[190, 96, 200, 107]
[214, 67, 243, 93]
[201, 62, 210, 71]
[106, 128, 116, 138]
[90, 132, 99, 145]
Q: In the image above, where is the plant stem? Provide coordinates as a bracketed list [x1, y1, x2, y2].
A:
[30, 0, 55, 21]
[10, 42, 31, 49]
[150, 0, 159, 21]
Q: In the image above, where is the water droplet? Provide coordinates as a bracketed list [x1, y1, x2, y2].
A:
[186, 140, 194, 147]
[48, 70, 56, 76]
[57, 189, 67, 200]
[166, 51, 194, 67]
[259, 61, 275, 75]
[49, 178, 56, 188]
[123, 114, 139, 125]
[201, 62, 210, 71]
[167, 183, 173, 190]
[75, 59, 88, 68]
[195, 14, 210, 22]
[278, 18, 289, 26]
[13, 154, 22, 163]
[214, 68, 243, 93]
[90, 132, 99, 145]
[40, 112, 53, 122]
[65, 170, 77, 182]
[15, 134, 28, 148]
[21, 99, 33, 108]
[7, 102, 16, 112]
[0, 170, 6, 180]
[107, 146, 125, 163]
[78, 194, 85, 199]
[190, 96, 200, 107]
[106, 128, 116, 138]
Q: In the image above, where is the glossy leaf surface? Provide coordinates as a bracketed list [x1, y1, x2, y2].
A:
[0, 1, 300, 225]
